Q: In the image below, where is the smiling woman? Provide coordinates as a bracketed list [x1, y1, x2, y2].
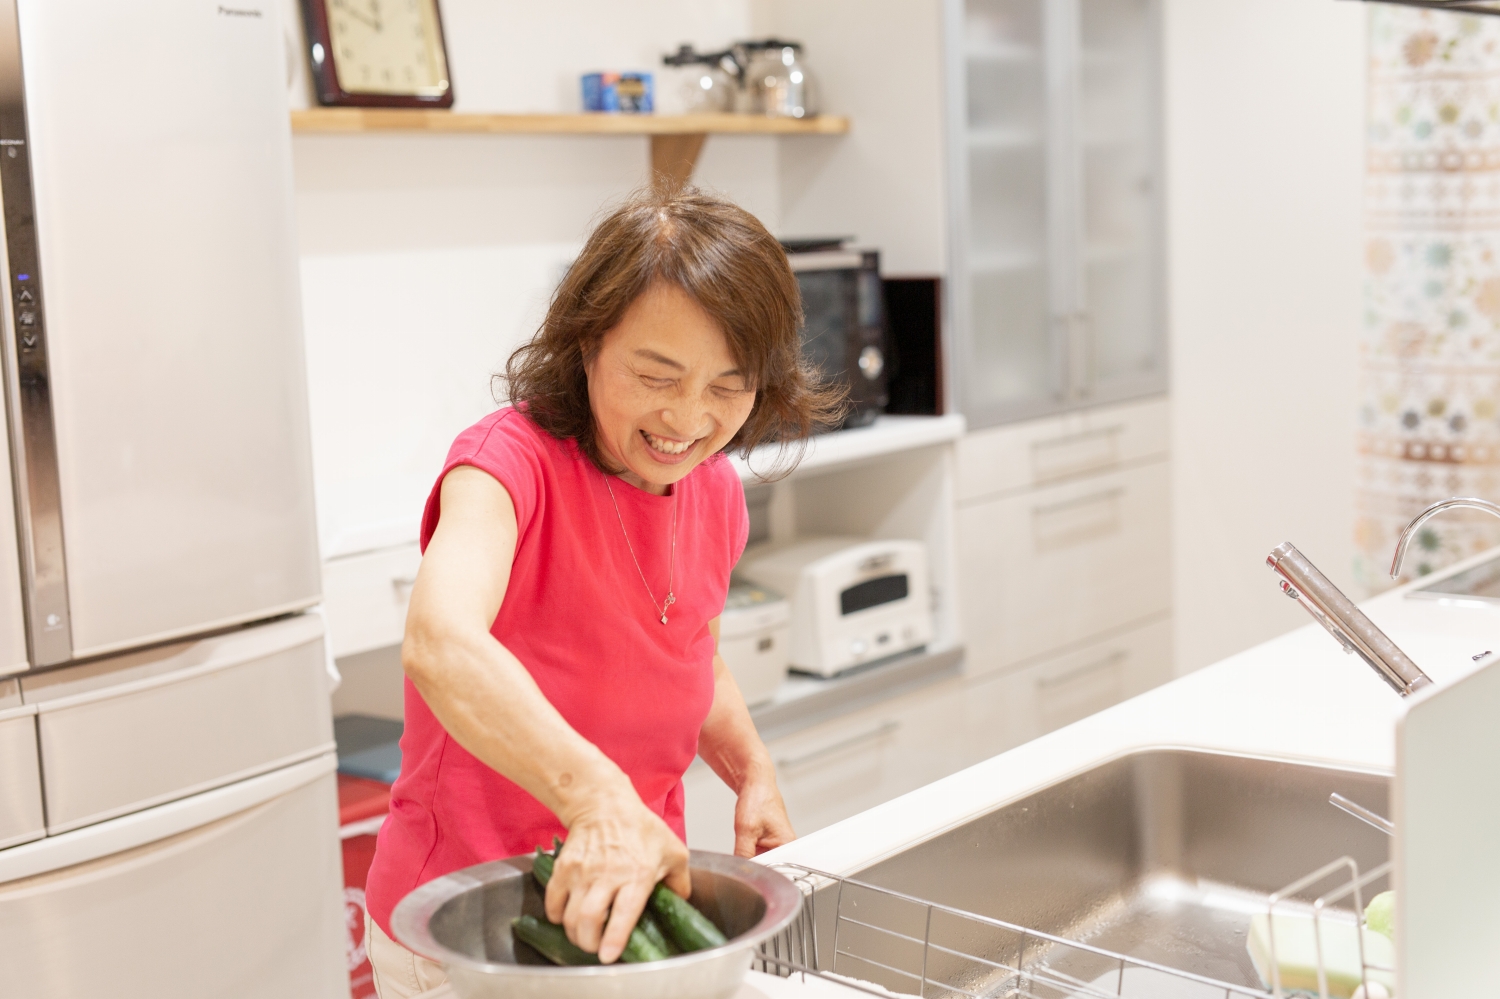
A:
[360, 187, 843, 995]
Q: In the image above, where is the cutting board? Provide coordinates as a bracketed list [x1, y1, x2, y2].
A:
[1395, 653, 1500, 996]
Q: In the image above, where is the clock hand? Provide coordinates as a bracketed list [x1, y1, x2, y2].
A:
[332, 0, 381, 31]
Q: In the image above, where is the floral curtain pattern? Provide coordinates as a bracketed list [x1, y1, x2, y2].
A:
[1357, 7, 1500, 591]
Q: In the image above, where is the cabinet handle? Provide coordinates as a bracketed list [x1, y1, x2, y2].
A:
[1032, 486, 1125, 518]
[392, 576, 417, 595]
[1037, 650, 1127, 690]
[776, 720, 900, 770]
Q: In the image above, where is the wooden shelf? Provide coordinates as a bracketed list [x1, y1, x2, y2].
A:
[290, 109, 849, 190]
[290, 109, 849, 136]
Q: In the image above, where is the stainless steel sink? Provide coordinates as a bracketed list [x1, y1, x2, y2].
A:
[796, 750, 1391, 997]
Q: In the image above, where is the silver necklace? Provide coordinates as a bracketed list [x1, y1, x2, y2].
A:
[603, 474, 678, 624]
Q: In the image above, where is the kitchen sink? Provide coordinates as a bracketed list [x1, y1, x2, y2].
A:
[792, 750, 1391, 997]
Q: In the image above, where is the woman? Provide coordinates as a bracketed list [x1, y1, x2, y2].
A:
[363, 187, 843, 995]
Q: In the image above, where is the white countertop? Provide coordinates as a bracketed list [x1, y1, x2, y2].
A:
[757, 547, 1500, 900]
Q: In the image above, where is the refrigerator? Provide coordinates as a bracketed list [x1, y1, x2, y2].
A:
[0, 1, 347, 996]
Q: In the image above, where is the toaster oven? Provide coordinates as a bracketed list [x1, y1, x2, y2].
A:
[734, 536, 932, 677]
[783, 242, 889, 428]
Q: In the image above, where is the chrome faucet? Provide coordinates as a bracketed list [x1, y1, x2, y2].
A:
[1268, 495, 1500, 697]
[1389, 496, 1500, 578]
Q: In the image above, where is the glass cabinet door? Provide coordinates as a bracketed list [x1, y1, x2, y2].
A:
[950, 0, 1164, 427]
[955, 0, 1056, 422]
[1077, 0, 1163, 399]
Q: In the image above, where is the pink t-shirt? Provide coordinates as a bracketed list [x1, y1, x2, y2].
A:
[365, 407, 748, 936]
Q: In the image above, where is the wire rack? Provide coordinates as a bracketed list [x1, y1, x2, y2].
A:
[755, 857, 1394, 999]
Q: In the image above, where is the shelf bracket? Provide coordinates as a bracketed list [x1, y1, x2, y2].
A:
[650, 133, 707, 192]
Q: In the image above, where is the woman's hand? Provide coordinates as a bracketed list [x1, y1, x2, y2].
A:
[733, 775, 795, 857]
[545, 784, 691, 964]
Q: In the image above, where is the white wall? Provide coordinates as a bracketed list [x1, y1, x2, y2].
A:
[1164, 0, 1366, 672]
[751, 0, 949, 275]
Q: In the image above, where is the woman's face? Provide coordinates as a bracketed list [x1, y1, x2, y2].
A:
[585, 282, 757, 495]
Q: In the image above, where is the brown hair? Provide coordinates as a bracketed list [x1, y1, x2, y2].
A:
[501, 186, 846, 475]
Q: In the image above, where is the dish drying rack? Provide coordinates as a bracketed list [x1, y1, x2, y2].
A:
[756, 852, 1395, 999]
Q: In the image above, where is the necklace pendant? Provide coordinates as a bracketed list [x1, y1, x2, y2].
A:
[660, 612, 668, 625]
[665, 592, 676, 607]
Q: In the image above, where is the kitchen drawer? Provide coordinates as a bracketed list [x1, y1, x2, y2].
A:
[0, 767, 347, 999]
[957, 396, 1169, 502]
[0, 702, 44, 851]
[685, 678, 972, 850]
[957, 460, 1170, 675]
[322, 543, 422, 659]
[769, 678, 969, 838]
[23, 615, 333, 834]
[964, 615, 1173, 763]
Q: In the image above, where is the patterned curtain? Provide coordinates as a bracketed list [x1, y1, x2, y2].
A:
[1356, 6, 1500, 592]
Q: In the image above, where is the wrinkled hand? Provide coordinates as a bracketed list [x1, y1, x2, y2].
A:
[733, 778, 795, 857]
[545, 791, 690, 964]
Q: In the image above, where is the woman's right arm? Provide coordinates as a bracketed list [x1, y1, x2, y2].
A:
[401, 464, 690, 964]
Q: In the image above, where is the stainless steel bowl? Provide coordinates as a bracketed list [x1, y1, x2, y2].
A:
[390, 850, 803, 999]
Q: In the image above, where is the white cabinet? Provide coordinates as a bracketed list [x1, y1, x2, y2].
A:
[685, 677, 970, 851]
[321, 543, 421, 659]
[947, 0, 1164, 428]
[958, 458, 1168, 674]
[955, 396, 1169, 677]
[963, 614, 1170, 762]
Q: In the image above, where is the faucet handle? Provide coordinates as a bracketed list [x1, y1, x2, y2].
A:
[1268, 542, 1433, 697]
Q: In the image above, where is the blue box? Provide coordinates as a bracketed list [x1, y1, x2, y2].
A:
[582, 72, 654, 113]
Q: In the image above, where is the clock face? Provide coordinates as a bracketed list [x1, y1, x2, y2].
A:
[326, 0, 449, 96]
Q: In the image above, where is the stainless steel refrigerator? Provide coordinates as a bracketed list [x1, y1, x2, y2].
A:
[0, 1, 346, 995]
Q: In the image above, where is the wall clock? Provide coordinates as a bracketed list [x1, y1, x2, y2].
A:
[300, 0, 454, 108]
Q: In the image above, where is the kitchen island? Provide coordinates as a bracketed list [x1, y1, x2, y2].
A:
[738, 547, 1500, 995]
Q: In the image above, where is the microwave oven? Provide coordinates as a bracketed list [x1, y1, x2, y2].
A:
[735, 536, 933, 677]
[783, 242, 889, 428]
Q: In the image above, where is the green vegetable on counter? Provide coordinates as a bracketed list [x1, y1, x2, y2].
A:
[511, 915, 599, 966]
[1364, 890, 1395, 940]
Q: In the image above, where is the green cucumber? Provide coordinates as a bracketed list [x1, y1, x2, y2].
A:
[528, 842, 671, 963]
[649, 882, 727, 952]
[532, 847, 555, 887]
[636, 908, 680, 956]
[511, 915, 599, 966]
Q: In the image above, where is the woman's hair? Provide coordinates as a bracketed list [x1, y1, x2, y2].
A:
[501, 185, 847, 475]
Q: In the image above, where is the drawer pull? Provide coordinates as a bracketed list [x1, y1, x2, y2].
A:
[776, 720, 900, 770]
[392, 575, 417, 593]
[1032, 425, 1122, 483]
[1032, 487, 1125, 551]
[1036, 650, 1127, 690]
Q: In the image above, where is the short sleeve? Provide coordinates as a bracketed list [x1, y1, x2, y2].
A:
[418, 410, 545, 552]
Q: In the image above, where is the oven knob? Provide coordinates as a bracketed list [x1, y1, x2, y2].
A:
[858, 345, 884, 380]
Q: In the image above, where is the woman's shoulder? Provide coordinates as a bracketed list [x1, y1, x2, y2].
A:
[448, 406, 574, 466]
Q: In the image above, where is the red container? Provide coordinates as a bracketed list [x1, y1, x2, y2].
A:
[339, 774, 392, 999]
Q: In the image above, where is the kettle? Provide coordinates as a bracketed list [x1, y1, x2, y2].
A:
[740, 39, 816, 118]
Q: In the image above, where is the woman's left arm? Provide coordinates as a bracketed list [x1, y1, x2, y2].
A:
[698, 617, 795, 856]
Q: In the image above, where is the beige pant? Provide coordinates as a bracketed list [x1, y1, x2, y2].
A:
[367, 914, 453, 999]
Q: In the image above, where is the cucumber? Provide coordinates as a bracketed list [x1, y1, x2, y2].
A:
[531, 847, 555, 887]
[511, 915, 599, 966]
[636, 909, 681, 956]
[529, 843, 672, 963]
[649, 882, 728, 952]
